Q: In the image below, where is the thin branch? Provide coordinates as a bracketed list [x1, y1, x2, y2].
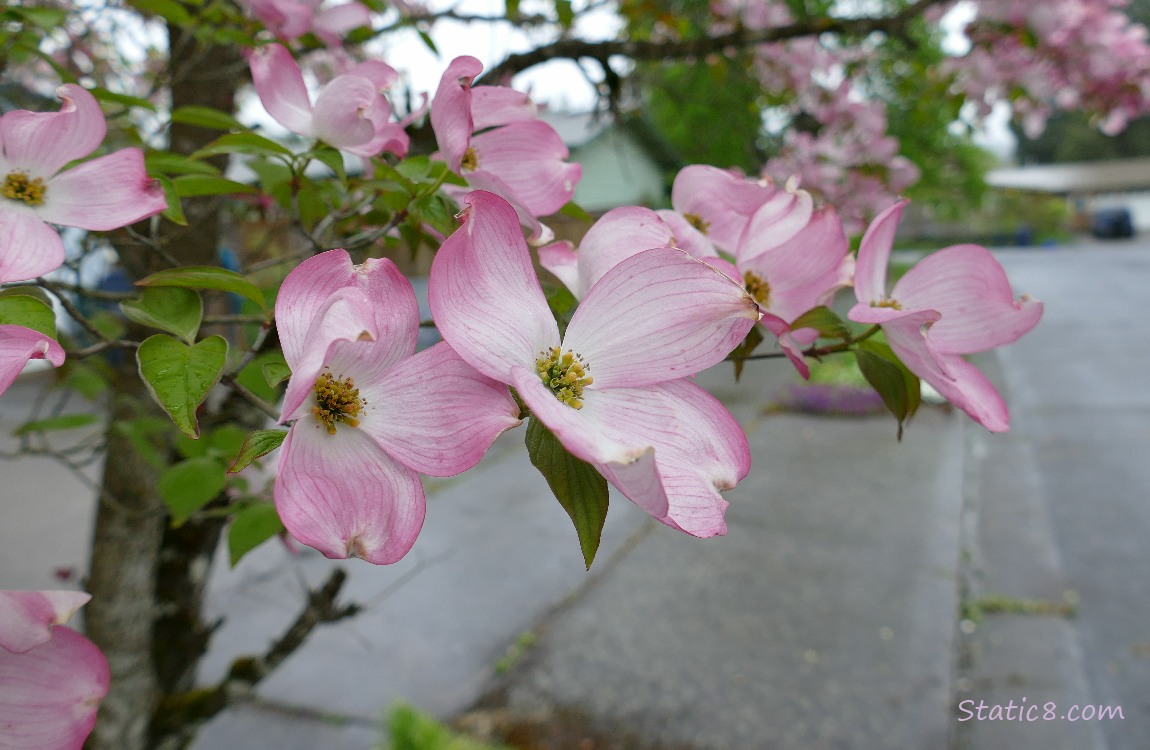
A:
[480, 0, 947, 83]
[219, 373, 281, 422]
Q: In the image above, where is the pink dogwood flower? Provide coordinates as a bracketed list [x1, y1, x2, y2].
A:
[431, 56, 581, 237]
[735, 205, 854, 378]
[0, 325, 65, 398]
[249, 44, 409, 159]
[274, 249, 518, 563]
[0, 84, 167, 284]
[242, 0, 372, 47]
[848, 200, 1043, 432]
[0, 590, 110, 750]
[430, 191, 760, 537]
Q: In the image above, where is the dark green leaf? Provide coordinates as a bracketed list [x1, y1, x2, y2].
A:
[193, 132, 292, 159]
[308, 147, 346, 180]
[136, 334, 229, 439]
[229, 429, 288, 473]
[6, 6, 68, 28]
[158, 456, 227, 525]
[416, 28, 438, 54]
[558, 200, 592, 223]
[90, 87, 156, 112]
[525, 417, 609, 569]
[171, 105, 247, 132]
[13, 413, 101, 436]
[790, 306, 851, 341]
[555, 0, 574, 26]
[129, 0, 193, 25]
[855, 341, 921, 439]
[0, 289, 56, 337]
[154, 175, 188, 226]
[146, 151, 219, 176]
[228, 502, 285, 565]
[728, 325, 764, 382]
[120, 286, 203, 344]
[137, 266, 268, 311]
[172, 174, 257, 198]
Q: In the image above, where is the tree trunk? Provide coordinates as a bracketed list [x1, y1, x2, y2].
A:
[85, 21, 242, 750]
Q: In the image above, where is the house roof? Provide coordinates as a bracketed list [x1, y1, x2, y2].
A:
[986, 157, 1150, 194]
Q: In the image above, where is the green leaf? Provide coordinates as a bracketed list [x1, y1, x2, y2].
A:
[89, 87, 156, 112]
[555, 0, 574, 27]
[0, 288, 56, 338]
[790, 306, 851, 341]
[728, 325, 764, 382]
[13, 413, 101, 436]
[136, 334, 228, 439]
[171, 174, 257, 197]
[308, 147, 346, 181]
[154, 175, 188, 226]
[137, 266, 268, 311]
[120, 287, 203, 344]
[146, 151, 219, 176]
[158, 456, 227, 525]
[111, 416, 170, 471]
[171, 105, 247, 132]
[6, 6, 68, 28]
[261, 358, 292, 389]
[416, 28, 438, 54]
[229, 429, 288, 473]
[855, 341, 921, 439]
[193, 132, 292, 159]
[228, 502, 285, 566]
[558, 200, 593, 223]
[525, 417, 609, 569]
[129, 0, 193, 25]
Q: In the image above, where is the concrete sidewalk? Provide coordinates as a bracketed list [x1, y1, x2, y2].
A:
[6, 240, 1146, 749]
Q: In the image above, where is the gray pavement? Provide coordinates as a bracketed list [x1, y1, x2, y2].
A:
[2, 238, 1149, 749]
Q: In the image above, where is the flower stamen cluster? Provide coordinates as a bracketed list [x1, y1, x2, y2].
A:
[312, 371, 365, 434]
[461, 147, 479, 171]
[874, 298, 903, 310]
[684, 212, 710, 234]
[3, 171, 46, 206]
[743, 270, 771, 306]
[535, 346, 593, 409]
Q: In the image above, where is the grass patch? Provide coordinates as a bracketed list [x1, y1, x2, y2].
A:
[381, 704, 514, 750]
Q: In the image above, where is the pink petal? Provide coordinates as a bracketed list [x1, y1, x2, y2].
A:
[514, 370, 747, 536]
[656, 209, 715, 259]
[569, 206, 677, 300]
[249, 44, 316, 137]
[0, 591, 90, 654]
[0, 85, 105, 178]
[346, 60, 400, 93]
[0, 626, 109, 750]
[312, 2, 372, 45]
[471, 86, 537, 130]
[925, 353, 1011, 432]
[0, 326, 64, 398]
[735, 186, 814, 263]
[468, 120, 581, 217]
[430, 56, 482, 171]
[354, 341, 519, 476]
[0, 209, 65, 283]
[875, 308, 954, 385]
[37, 149, 167, 231]
[275, 422, 425, 565]
[563, 248, 759, 389]
[445, 171, 550, 242]
[311, 75, 381, 150]
[537, 240, 579, 296]
[671, 165, 776, 254]
[757, 313, 811, 379]
[245, 0, 313, 39]
[428, 190, 559, 382]
[276, 250, 418, 376]
[892, 244, 1043, 354]
[853, 199, 907, 305]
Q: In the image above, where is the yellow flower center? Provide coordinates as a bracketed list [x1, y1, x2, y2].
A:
[743, 270, 770, 307]
[683, 212, 710, 234]
[873, 298, 903, 310]
[3, 171, 46, 206]
[535, 346, 593, 409]
[311, 371, 365, 435]
[461, 147, 479, 172]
